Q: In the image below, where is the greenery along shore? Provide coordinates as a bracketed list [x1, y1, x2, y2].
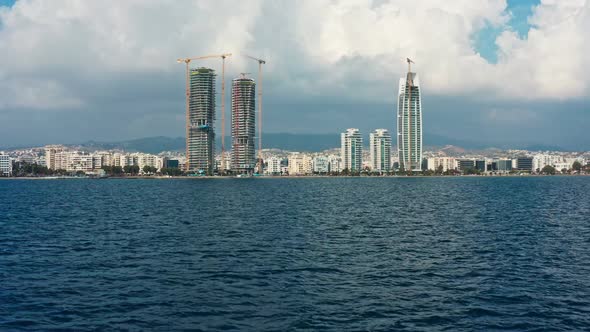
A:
[4, 161, 589, 178]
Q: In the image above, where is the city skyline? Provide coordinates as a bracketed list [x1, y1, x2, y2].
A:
[0, 1, 588, 150]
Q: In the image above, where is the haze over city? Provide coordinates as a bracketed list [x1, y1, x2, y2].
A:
[0, 0, 588, 149]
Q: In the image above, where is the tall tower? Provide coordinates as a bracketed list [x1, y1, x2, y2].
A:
[397, 60, 423, 171]
[187, 67, 216, 174]
[341, 128, 362, 172]
[370, 129, 391, 172]
[231, 75, 256, 174]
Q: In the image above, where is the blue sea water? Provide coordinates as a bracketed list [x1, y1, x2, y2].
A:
[1, 177, 590, 331]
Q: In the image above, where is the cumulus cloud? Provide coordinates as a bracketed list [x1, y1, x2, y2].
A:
[0, 0, 588, 112]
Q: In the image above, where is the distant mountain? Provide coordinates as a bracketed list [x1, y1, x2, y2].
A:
[79, 136, 186, 154]
[3, 133, 573, 154]
[74, 134, 340, 153]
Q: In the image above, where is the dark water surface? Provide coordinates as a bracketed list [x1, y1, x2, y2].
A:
[1, 177, 590, 331]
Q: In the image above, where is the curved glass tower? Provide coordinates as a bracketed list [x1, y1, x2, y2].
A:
[397, 71, 423, 171]
[188, 67, 216, 175]
[231, 76, 256, 174]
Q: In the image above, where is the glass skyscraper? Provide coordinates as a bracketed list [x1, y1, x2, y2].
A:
[397, 70, 423, 171]
[231, 76, 256, 174]
[187, 67, 216, 175]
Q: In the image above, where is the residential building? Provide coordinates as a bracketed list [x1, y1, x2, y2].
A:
[266, 157, 282, 175]
[313, 156, 330, 173]
[231, 75, 256, 174]
[328, 155, 342, 173]
[187, 67, 216, 175]
[369, 129, 391, 172]
[0, 154, 12, 176]
[397, 65, 423, 171]
[427, 157, 456, 172]
[288, 153, 312, 175]
[44, 145, 65, 170]
[341, 128, 362, 172]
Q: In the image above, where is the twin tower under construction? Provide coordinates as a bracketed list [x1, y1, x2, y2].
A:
[187, 68, 256, 175]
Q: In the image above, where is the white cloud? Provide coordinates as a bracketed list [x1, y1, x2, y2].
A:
[0, 0, 588, 112]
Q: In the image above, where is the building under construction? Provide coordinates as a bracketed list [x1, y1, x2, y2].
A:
[187, 67, 216, 174]
[231, 75, 256, 174]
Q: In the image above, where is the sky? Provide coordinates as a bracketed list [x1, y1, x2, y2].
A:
[0, 0, 589, 150]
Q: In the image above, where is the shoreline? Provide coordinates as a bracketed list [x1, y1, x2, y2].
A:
[1, 174, 588, 180]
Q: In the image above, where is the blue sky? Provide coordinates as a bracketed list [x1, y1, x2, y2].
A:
[0, 0, 588, 150]
[473, 0, 540, 63]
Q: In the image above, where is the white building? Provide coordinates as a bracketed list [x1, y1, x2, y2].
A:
[369, 129, 391, 172]
[266, 157, 282, 175]
[328, 155, 342, 173]
[313, 156, 330, 173]
[288, 153, 313, 175]
[0, 154, 12, 176]
[44, 145, 65, 170]
[341, 128, 362, 172]
[427, 157, 456, 172]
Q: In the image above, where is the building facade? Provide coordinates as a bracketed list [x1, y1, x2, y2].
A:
[231, 75, 256, 174]
[266, 157, 282, 175]
[397, 70, 423, 171]
[0, 154, 12, 176]
[341, 128, 362, 172]
[187, 67, 216, 175]
[369, 129, 391, 172]
[313, 156, 330, 173]
[427, 157, 456, 172]
[516, 157, 533, 171]
[44, 145, 65, 170]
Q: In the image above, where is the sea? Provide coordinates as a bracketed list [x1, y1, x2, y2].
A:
[1, 177, 589, 331]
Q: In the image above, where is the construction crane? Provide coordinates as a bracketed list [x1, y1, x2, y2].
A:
[406, 58, 414, 171]
[244, 54, 266, 174]
[177, 53, 232, 172]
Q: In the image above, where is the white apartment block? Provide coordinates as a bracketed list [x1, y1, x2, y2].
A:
[0, 154, 12, 176]
[313, 156, 330, 173]
[369, 129, 392, 172]
[427, 157, 456, 172]
[341, 128, 362, 171]
[288, 153, 313, 175]
[328, 155, 342, 173]
[266, 157, 282, 175]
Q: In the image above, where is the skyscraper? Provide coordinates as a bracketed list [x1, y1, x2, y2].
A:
[397, 61, 423, 171]
[231, 75, 256, 174]
[187, 67, 216, 174]
[370, 129, 391, 172]
[341, 128, 362, 172]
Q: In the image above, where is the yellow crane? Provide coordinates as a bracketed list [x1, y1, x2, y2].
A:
[244, 54, 266, 173]
[177, 53, 232, 171]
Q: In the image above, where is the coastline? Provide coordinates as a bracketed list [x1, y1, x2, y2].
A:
[1, 174, 588, 180]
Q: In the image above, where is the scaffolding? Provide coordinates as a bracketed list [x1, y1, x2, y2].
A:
[231, 76, 256, 174]
[187, 67, 216, 175]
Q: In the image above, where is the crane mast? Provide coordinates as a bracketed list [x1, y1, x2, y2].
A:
[244, 55, 266, 174]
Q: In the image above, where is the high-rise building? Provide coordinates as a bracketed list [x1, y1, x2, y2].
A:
[341, 128, 362, 172]
[397, 66, 423, 171]
[187, 67, 216, 175]
[231, 75, 256, 174]
[369, 129, 391, 172]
